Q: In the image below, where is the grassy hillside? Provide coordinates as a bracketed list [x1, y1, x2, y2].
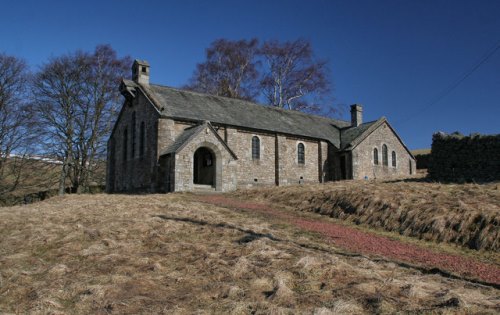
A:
[0, 157, 106, 206]
[0, 193, 499, 314]
[411, 148, 431, 155]
[0, 158, 60, 195]
[234, 180, 500, 251]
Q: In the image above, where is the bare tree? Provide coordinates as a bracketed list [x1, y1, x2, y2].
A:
[259, 39, 331, 113]
[32, 45, 130, 195]
[32, 53, 84, 195]
[72, 45, 130, 192]
[185, 38, 259, 101]
[185, 38, 335, 115]
[0, 53, 34, 194]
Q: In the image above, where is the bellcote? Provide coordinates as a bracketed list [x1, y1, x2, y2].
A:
[132, 59, 150, 85]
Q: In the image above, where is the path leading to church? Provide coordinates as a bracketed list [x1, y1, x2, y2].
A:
[196, 194, 500, 287]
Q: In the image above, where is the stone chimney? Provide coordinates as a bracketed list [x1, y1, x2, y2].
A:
[132, 59, 150, 85]
[350, 104, 363, 127]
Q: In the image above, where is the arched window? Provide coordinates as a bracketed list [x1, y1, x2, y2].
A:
[123, 128, 128, 161]
[131, 112, 136, 158]
[297, 143, 305, 164]
[382, 144, 388, 166]
[373, 148, 379, 165]
[251, 136, 260, 160]
[139, 121, 145, 158]
[392, 151, 397, 167]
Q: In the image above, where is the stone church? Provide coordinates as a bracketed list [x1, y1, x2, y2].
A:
[106, 60, 416, 193]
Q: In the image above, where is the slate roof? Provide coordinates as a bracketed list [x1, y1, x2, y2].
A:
[340, 119, 382, 150]
[339, 117, 415, 158]
[161, 121, 238, 159]
[121, 79, 390, 150]
[126, 80, 352, 148]
[161, 124, 205, 155]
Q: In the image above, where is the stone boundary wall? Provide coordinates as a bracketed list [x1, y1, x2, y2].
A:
[429, 132, 500, 182]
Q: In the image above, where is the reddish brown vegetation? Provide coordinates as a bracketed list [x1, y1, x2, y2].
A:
[198, 194, 500, 285]
[1, 194, 499, 313]
[232, 181, 500, 251]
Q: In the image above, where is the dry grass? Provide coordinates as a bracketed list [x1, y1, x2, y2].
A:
[0, 193, 499, 314]
[0, 158, 60, 195]
[0, 158, 106, 206]
[234, 179, 500, 252]
[411, 148, 431, 155]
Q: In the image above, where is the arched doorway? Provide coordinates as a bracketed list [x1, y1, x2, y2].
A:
[193, 147, 215, 186]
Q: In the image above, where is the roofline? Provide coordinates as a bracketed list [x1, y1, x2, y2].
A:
[163, 115, 338, 147]
[383, 120, 416, 160]
[165, 124, 203, 155]
[109, 80, 163, 141]
[136, 83, 164, 114]
[112, 80, 342, 149]
[165, 121, 238, 160]
[108, 98, 128, 142]
[347, 118, 415, 159]
[339, 119, 380, 131]
[147, 82, 351, 126]
[142, 82, 351, 148]
[343, 117, 387, 150]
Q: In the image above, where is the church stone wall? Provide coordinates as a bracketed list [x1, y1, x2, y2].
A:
[106, 92, 160, 192]
[173, 121, 195, 137]
[232, 130, 277, 187]
[319, 141, 329, 182]
[220, 129, 324, 188]
[108, 87, 415, 194]
[279, 137, 321, 185]
[351, 122, 416, 179]
[174, 129, 237, 192]
[157, 118, 175, 156]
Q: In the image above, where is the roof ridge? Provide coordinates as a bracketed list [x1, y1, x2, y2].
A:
[342, 117, 386, 150]
[149, 83, 349, 126]
[339, 119, 380, 130]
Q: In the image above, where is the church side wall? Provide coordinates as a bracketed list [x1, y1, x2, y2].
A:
[174, 129, 237, 192]
[232, 130, 277, 187]
[319, 141, 329, 182]
[107, 92, 160, 192]
[279, 137, 321, 185]
[168, 121, 325, 189]
[351, 122, 416, 179]
[327, 145, 343, 181]
[228, 129, 322, 188]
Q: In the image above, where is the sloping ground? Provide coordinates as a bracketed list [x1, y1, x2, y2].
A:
[411, 148, 431, 155]
[198, 195, 500, 285]
[0, 194, 499, 314]
[233, 180, 500, 251]
[0, 158, 106, 207]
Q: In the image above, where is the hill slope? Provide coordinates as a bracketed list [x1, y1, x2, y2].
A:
[234, 180, 500, 251]
[0, 193, 499, 314]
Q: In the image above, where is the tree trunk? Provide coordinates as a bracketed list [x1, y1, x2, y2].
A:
[58, 159, 69, 196]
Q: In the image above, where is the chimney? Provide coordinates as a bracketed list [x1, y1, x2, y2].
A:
[132, 59, 150, 85]
[350, 104, 363, 127]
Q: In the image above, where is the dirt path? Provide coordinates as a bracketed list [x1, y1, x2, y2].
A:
[197, 195, 500, 286]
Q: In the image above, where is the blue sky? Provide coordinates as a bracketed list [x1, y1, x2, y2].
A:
[1, 0, 499, 149]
